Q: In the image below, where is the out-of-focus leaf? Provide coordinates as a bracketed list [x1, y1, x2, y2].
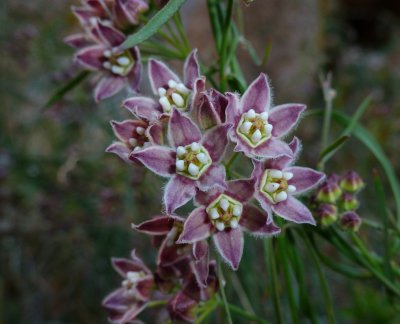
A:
[43, 70, 90, 110]
[319, 135, 350, 166]
[122, 0, 187, 49]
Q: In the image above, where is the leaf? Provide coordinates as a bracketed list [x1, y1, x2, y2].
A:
[121, 0, 188, 49]
[43, 70, 90, 110]
[332, 111, 400, 223]
[318, 134, 350, 166]
[341, 95, 373, 136]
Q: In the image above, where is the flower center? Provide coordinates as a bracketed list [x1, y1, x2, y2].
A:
[127, 123, 150, 152]
[260, 169, 296, 204]
[102, 47, 134, 76]
[206, 194, 242, 231]
[121, 271, 145, 292]
[175, 142, 211, 180]
[158, 79, 190, 113]
[236, 109, 273, 147]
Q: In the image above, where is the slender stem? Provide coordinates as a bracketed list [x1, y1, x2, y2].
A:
[220, 302, 270, 324]
[301, 231, 336, 324]
[217, 258, 233, 324]
[173, 12, 191, 53]
[219, 0, 234, 91]
[196, 299, 218, 324]
[146, 300, 168, 308]
[263, 239, 284, 324]
[229, 272, 256, 315]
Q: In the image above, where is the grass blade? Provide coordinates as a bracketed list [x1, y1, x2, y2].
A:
[122, 0, 187, 49]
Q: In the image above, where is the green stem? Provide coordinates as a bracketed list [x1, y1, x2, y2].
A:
[217, 258, 233, 324]
[173, 12, 191, 53]
[301, 230, 336, 324]
[221, 302, 270, 324]
[263, 239, 284, 324]
[219, 0, 234, 91]
[147, 300, 168, 308]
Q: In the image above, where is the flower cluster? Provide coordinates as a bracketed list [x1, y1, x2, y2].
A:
[65, 0, 149, 101]
[313, 171, 364, 231]
[101, 50, 325, 322]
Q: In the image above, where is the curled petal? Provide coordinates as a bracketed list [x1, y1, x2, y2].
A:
[111, 257, 150, 277]
[168, 109, 202, 148]
[133, 216, 174, 235]
[106, 142, 131, 163]
[114, 0, 149, 28]
[64, 33, 92, 49]
[192, 241, 209, 288]
[233, 136, 293, 160]
[240, 73, 271, 114]
[269, 104, 306, 138]
[177, 207, 212, 243]
[75, 45, 104, 70]
[110, 119, 146, 142]
[127, 47, 142, 92]
[285, 166, 325, 195]
[96, 21, 125, 47]
[123, 96, 161, 121]
[239, 205, 279, 236]
[130, 146, 175, 177]
[164, 175, 196, 214]
[94, 76, 125, 102]
[194, 187, 223, 207]
[148, 58, 180, 94]
[272, 196, 316, 225]
[213, 228, 244, 270]
[147, 123, 163, 145]
[197, 164, 227, 192]
[167, 292, 197, 323]
[225, 92, 241, 124]
[184, 49, 200, 89]
[201, 124, 230, 162]
[266, 136, 302, 169]
[102, 288, 129, 311]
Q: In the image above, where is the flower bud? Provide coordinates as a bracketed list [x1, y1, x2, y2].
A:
[340, 211, 362, 232]
[340, 171, 365, 193]
[316, 203, 338, 227]
[340, 192, 359, 211]
[316, 180, 342, 204]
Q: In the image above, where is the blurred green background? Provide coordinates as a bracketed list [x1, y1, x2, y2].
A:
[1, 0, 399, 323]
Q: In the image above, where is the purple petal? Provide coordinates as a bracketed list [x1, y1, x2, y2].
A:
[111, 258, 149, 277]
[269, 104, 306, 138]
[75, 45, 104, 70]
[158, 237, 187, 267]
[130, 146, 175, 177]
[177, 207, 212, 243]
[119, 302, 147, 324]
[192, 241, 209, 287]
[133, 216, 174, 235]
[106, 142, 131, 163]
[194, 187, 224, 207]
[167, 292, 197, 323]
[72, 7, 97, 27]
[147, 123, 163, 145]
[148, 59, 180, 94]
[114, 0, 148, 27]
[285, 166, 325, 195]
[226, 178, 255, 203]
[168, 109, 201, 148]
[201, 124, 229, 162]
[272, 196, 316, 225]
[213, 228, 244, 270]
[197, 164, 227, 191]
[102, 288, 129, 311]
[164, 175, 196, 214]
[122, 96, 162, 122]
[94, 76, 125, 102]
[127, 46, 142, 92]
[64, 33, 92, 49]
[240, 73, 271, 114]
[225, 92, 241, 124]
[184, 49, 200, 89]
[266, 137, 302, 169]
[209, 89, 228, 122]
[110, 119, 146, 142]
[96, 21, 125, 46]
[234, 136, 293, 159]
[239, 205, 279, 236]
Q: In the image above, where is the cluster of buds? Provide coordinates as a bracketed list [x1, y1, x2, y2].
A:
[65, 1, 150, 101]
[100, 50, 328, 322]
[313, 171, 364, 231]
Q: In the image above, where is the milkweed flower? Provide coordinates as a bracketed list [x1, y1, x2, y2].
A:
[252, 137, 325, 224]
[102, 250, 154, 323]
[106, 97, 163, 163]
[226, 73, 306, 159]
[131, 109, 229, 214]
[177, 179, 280, 269]
[148, 50, 200, 113]
[74, 21, 141, 101]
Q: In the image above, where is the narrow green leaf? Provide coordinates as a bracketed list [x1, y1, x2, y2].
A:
[43, 70, 90, 110]
[318, 134, 350, 166]
[122, 0, 187, 49]
[261, 42, 272, 66]
[341, 95, 373, 136]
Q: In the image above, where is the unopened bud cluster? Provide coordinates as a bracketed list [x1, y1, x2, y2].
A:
[313, 171, 364, 231]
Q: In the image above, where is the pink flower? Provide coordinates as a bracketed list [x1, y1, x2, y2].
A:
[74, 21, 142, 101]
[176, 179, 280, 270]
[130, 109, 229, 214]
[252, 137, 325, 224]
[148, 50, 200, 113]
[102, 250, 154, 323]
[106, 97, 163, 163]
[226, 73, 306, 159]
